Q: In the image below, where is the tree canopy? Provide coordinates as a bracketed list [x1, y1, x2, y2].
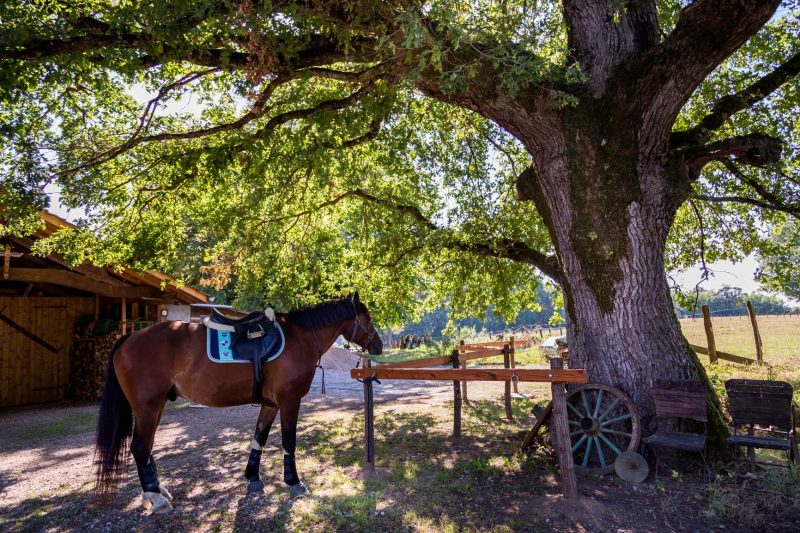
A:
[1, 1, 798, 327]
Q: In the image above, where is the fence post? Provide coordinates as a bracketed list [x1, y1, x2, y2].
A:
[452, 349, 462, 437]
[503, 344, 513, 420]
[509, 335, 519, 394]
[701, 305, 718, 364]
[550, 357, 578, 499]
[459, 339, 468, 403]
[746, 301, 764, 366]
[362, 358, 375, 470]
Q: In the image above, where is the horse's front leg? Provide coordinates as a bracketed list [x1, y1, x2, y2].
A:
[280, 396, 309, 498]
[244, 405, 278, 493]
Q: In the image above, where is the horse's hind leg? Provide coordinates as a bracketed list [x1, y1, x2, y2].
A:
[244, 405, 278, 493]
[280, 396, 309, 498]
[130, 401, 173, 514]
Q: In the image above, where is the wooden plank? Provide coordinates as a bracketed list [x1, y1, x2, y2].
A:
[458, 344, 506, 353]
[374, 354, 454, 369]
[458, 348, 506, 360]
[689, 344, 755, 365]
[9, 268, 163, 299]
[746, 301, 764, 365]
[351, 367, 588, 383]
[458, 340, 528, 350]
[521, 401, 554, 451]
[701, 305, 718, 364]
[0, 306, 61, 353]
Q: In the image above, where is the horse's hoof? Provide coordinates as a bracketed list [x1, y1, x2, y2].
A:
[159, 485, 174, 502]
[142, 491, 173, 514]
[289, 482, 309, 498]
[247, 478, 265, 493]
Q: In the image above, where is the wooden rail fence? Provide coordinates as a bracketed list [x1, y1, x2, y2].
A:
[693, 302, 763, 366]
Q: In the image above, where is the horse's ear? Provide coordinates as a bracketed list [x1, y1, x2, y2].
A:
[353, 291, 360, 303]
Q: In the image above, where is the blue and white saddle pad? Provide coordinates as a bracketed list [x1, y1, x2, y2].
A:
[203, 311, 285, 364]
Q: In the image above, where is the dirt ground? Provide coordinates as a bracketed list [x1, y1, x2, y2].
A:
[1, 357, 798, 532]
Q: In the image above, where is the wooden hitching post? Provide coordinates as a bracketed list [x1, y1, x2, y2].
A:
[746, 301, 764, 366]
[550, 357, 578, 499]
[503, 344, 513, 421]
[362, 358, 375, 469]
[452, 349, 462, 437]
[459, 339, 468, 403]
[121, 297, 127, 335]
[509, 335, 519, 394]
[701, 305, 717, 364]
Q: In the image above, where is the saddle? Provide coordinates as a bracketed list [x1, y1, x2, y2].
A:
[203, 308, 284, 404]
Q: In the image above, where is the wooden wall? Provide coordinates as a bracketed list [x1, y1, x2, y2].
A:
[0, 297, 94, 407]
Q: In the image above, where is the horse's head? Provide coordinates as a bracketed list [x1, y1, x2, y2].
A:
[345, 292, 383, 355]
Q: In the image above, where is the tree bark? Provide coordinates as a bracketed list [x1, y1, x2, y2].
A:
[512, 100, 729, 454]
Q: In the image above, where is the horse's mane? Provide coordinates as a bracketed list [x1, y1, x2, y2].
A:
[284, 299, 366, 330]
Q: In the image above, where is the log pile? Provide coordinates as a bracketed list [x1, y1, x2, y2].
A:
[68, 321, 120, 401]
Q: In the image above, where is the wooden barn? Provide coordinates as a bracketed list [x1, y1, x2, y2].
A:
[0, 212, 210, 408]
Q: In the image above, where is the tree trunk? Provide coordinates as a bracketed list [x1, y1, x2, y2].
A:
[515, 107, 729, 455]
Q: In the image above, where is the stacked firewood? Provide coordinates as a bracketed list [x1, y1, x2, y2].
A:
[68, 321, 120, 401]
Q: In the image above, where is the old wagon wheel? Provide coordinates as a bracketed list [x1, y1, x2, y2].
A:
[566, 384, 641, 475]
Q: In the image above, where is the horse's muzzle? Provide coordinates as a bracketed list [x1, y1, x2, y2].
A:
[367, 338, 383, 356]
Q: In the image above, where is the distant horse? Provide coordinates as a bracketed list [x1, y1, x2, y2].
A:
[94, 294, 382, 513]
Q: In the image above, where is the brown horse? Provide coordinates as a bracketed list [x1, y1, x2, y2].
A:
[94, 294, 382, 513]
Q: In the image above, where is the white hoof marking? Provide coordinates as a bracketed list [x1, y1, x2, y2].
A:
[159, 485, 174, 502]
[142, 491, 173, 514]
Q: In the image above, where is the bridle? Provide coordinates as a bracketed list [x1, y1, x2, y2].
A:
[348, 300, 378, 353]
[311, 300, 378, 359]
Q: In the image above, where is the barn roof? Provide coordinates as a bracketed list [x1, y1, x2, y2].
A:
[1, 211, 209, 304]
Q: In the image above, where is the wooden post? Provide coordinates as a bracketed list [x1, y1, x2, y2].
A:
[2, 243, 10, 280]
[121, 297, 127, 335]
[459, 340, 468, 403]
[701, 305, 717, 364]
[452, 349, 462, 437]
[362, 358, 375, 469]
[509, 335, 518, 394]
[746, 301, 764, 366]
[94, 293, 100, 321]
[550, 357, 578, 499]
[503, 344, 513, 421]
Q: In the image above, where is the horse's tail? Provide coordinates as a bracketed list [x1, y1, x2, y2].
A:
[94, 333, 133, 495]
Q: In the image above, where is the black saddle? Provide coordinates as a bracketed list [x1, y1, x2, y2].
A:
[207, 309, 280, 404]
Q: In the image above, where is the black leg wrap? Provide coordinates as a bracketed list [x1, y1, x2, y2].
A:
[136, 455, 160, 493]
[244, 448, 262, 480]
[131, 439, 159, 493]
[283, 454, 299, 486]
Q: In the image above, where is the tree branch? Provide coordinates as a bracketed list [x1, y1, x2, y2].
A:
[258, 187, 560, 280]
[675, 50, 800, 146]
[631, 0, 780, 136]
[718, 158, 800, 220]
[691, 193, 800, 220]
[684, 132, 782, 175]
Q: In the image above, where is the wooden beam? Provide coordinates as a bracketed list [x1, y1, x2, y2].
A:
[8, 268, 164, 299]
[3, 243, 10, 279]
[0, 306, 61, 354]
[458, 340, 528, 350]
[373, 355, 454, 369]
[351, 368, 588, 383]
[689, 344, 755, 365]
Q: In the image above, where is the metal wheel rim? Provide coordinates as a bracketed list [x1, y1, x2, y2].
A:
[565, 383, 641, 475]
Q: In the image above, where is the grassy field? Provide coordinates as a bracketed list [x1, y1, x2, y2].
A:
[679, 314, 800, 400]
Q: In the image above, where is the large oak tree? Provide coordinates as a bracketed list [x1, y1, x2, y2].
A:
[2, 1, 799, 439]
